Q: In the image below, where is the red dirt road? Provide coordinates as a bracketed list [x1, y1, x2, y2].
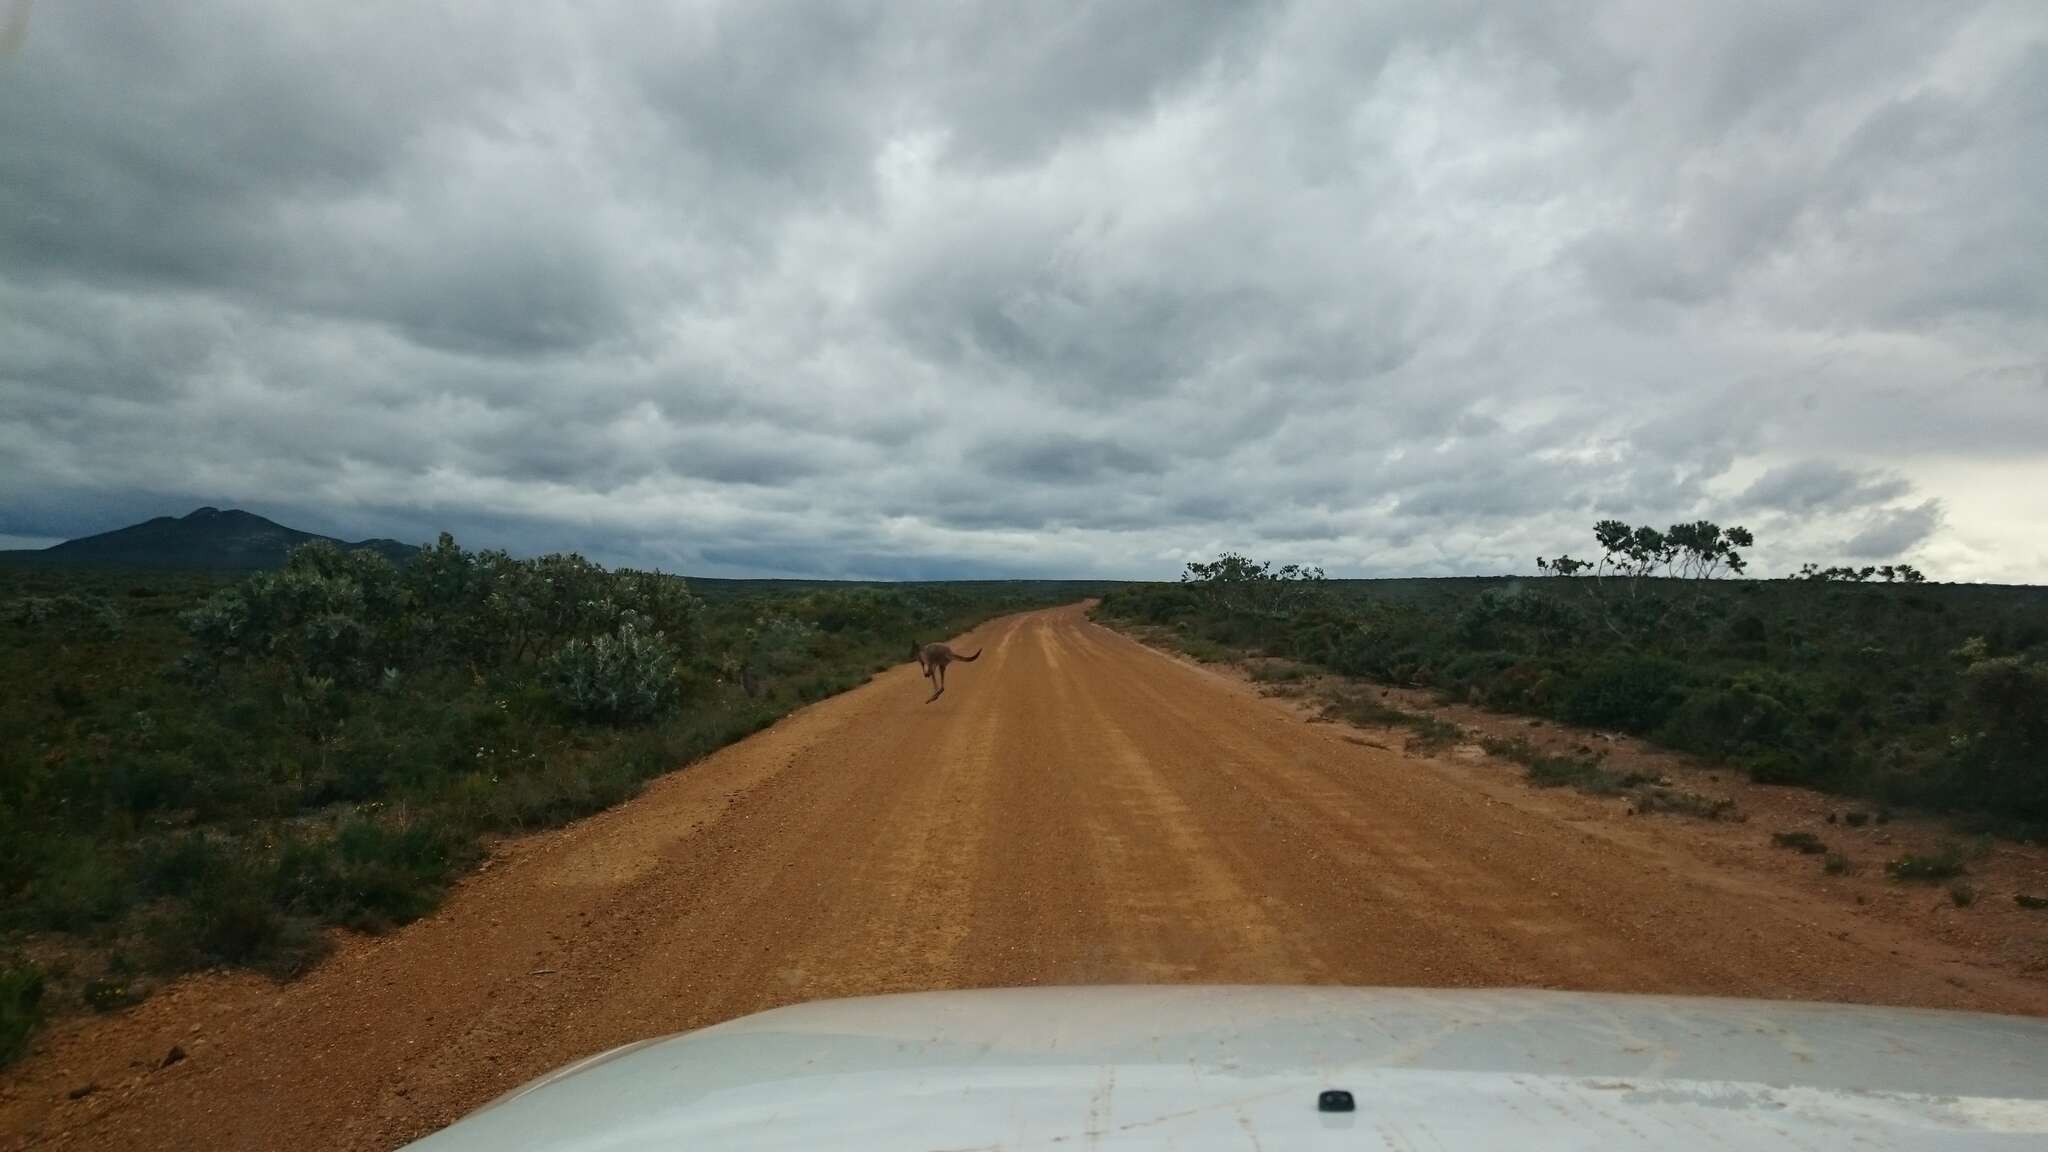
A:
[7, 604, 2047, 1150]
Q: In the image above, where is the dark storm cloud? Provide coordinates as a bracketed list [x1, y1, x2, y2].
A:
[1741, 461, 1913, 514]
[1843, 500, 1945, 559]
[980, 435, 1164, 485]
[2, 1, 2043, 581]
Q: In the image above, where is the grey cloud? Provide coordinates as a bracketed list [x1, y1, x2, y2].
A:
[1741, 461, 1912, 513]
[0, 5, 630, 354]
[1843, 499, 1944, 559]
[980, 435, 1164, 485]
[1563, 5, 2028, 322]
[917, 0, 1263, 167]
[2, 1, 2044, 581]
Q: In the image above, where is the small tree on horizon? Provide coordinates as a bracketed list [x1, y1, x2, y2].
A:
[1794, 562, 1926, 583]
[1180, 552, 1326, 620]
[1540, 520, 1754, 590]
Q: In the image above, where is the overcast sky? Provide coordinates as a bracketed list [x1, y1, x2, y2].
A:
[3, 2, 2044, 580]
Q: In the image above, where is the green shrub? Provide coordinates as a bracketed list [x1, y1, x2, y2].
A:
[1562, 654, 1690, 733]
[83, 978, 140, 1013]
[8, 593, 123, 638]
[1481, 735, 1653, 795]
[1659, 673, 1806, 760]
[1741, 746, 1838, 788]
[24, 840, 130, 932]
[1886, 847, 1967, 883]
[744, 614, 819, 676]
[1632, 787, 1740, 820]
[0, 957, 43, 1065]
[178, 870, 283, 963]
[1173, 635, 1235, 664]
[1523, 753, 1623, 792]
[144, 862, 327, 977]
[1935, 653, 2048, 819]
[1323, 695, 1461, 751]
[543, 618, 682, 722]
[275, 819, 476, 932]
[1770, 831, 1827, 855]
[136, 833, 234, 899]
[1398, 715, 1464, 753]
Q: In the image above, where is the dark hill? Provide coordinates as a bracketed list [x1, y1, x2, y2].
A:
[9, 507, 418, 569]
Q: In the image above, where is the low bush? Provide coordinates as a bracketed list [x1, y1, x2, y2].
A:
[1524, 753, 1647, 794]
[544, 618, 682, 722]
[83, 978, 139, 1013]
[24, 840, 130, 932]
[1323, 694, 1462, 752]
[1480, 736, 1655, 796]
[1632, 788, 1739, 821]
[275, 818, 478, 933]
[143, 857, 327, 977]
[0, 956, 42, 1064]
[1564, 654, 1690, 733]
[1887, 847, 1967, 882]
[1770, 831, 1828, 855]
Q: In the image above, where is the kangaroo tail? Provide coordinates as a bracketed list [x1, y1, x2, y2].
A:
[956, 649, 982, 662]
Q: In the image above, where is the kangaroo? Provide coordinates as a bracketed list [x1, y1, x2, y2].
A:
[910, 640, 981, 702]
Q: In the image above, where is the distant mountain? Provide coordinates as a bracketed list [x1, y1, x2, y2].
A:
[6, 507, 419, 570]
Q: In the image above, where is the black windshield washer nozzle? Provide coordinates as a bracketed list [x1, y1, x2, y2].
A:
[1317, 1089, 1355, 1113]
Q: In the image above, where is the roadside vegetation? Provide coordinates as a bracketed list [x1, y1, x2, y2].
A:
[1098, 522, 2048, 838]
[0, 542, 1088, 1061]
[1317, 688, 1463, 754]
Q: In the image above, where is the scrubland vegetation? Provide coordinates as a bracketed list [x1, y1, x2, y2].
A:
[1100, 522, 2048, 838]
[0, 541, 1086, 1060]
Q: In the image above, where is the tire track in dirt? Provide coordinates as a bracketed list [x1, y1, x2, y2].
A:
[6, 604, 2047, 1152]
[1072, 620, 1684, 984]
[1068, 617, 2039, 1002]
[1008, 616, 1323, 983]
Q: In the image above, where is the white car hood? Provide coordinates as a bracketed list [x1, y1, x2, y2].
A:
[404, 986, 2048, 1150]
